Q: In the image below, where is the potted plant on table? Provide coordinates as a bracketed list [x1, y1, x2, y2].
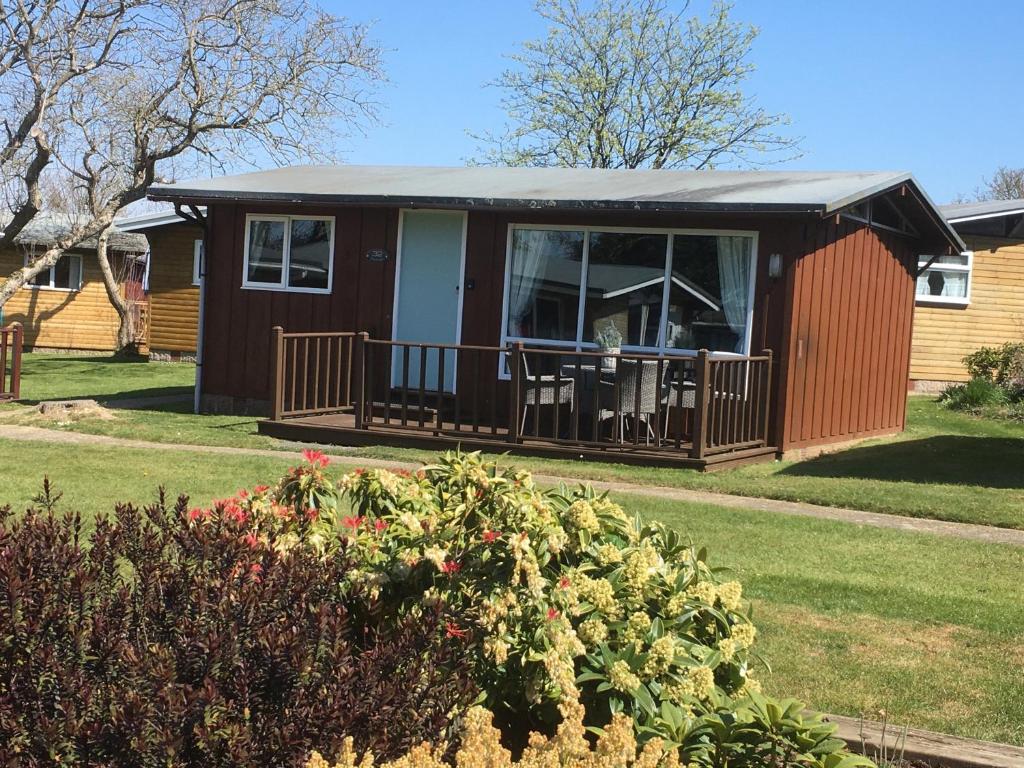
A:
[595, 321, 622, 369]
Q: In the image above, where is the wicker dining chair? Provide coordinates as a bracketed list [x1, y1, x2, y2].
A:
[519, 353, 575, 434]
[597, 359, 666, 443]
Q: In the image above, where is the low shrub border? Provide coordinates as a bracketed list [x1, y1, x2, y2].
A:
[0, 450, 877, 767]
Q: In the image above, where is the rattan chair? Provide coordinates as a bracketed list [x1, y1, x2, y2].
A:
[597, 359, 666, 443]
[519, 353, 575, 434]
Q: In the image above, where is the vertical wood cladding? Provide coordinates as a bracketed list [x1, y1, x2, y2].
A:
[780, 219, 916, 450]
[198, 203, 921, 455]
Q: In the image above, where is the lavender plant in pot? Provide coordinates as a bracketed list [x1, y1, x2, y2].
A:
[595, 321, 623, 369]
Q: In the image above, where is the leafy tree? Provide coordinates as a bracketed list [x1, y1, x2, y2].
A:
[474, 0, 796, 169]
[0, 0, 384, 344]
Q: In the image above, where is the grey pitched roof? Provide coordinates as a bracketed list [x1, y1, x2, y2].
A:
[2, 213, 148, 253]
[149, 165, 918, 213]
[939, 198, 1024, 222]
[148, 164, 963, 250]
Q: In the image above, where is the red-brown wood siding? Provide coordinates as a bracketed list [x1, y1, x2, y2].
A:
[197, 202, 920, 455]
[780, 218, 916, 450]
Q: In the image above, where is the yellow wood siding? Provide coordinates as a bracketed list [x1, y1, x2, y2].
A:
[0, 248, 126, 351]
[145, 222, 203, 354]
[910, 236, 1024, 383]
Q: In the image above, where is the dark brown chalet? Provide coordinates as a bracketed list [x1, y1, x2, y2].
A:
[149, 165, 963, 469]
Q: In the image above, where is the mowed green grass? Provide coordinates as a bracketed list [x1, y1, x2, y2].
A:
[0, 435, 1021, 746]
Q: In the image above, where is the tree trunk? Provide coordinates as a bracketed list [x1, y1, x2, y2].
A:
[95, 226, 135, 352]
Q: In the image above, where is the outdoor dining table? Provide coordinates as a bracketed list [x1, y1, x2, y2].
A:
[557, 363, 697, 414]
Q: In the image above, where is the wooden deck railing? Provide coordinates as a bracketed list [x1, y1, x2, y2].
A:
[268, 327, 773, 459]
[270, 327, 358, 419]
[0, 323, 23, 402]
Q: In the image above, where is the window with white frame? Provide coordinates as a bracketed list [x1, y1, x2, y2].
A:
[916, 252, 972, 305]
[192, 239, 203, 285]
[501, 225, 757, 361]
[242, 214, 334, 292]
[26, 253, 83, 291]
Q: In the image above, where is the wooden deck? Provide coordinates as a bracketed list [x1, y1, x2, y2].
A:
[260, 329, 780, 471]
[259, 410, 778, 471]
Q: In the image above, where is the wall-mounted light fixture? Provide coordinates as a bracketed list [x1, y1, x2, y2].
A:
[768, 253, 783, 279]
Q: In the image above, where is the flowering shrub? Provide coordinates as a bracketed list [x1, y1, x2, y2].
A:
[0, 482, 475, 767]
[331, 452, 759, 738]
[307, 692, 870, 768]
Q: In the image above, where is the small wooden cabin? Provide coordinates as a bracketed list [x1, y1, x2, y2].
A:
[0, 215, 147, 352]
[910, 199, 1024, 390]
[117, 210, 205, 360]
[149, 166, 962, 468]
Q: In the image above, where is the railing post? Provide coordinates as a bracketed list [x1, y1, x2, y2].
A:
[10, 322, 22, 401]
[353, 332, 368, 430]
[270, 326, 284, 421]
[508, 342, 523, 443]
[690, 349, 711, 460]
[761, 348, 773, 445]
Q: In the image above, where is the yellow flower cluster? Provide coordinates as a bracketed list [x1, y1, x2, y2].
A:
[640, 635, 676, 679]
[574, 574, 621, 619]
[663, 666, 716, 704]
[685, 581, 716, 606]
[565, 500, 601, 534]
[621, 542, 660, 597]
[730, 622, 756, 650]
[594, 543, 623, 566]
[622, 611, 652, 645]
[484, 636, 510, 665]
[609, 660, 641, 693]
[423, 546, 448, 571]
[577, 618, 608, 646]
[716, 581, 743, 612]
[307, 700, 679, 768]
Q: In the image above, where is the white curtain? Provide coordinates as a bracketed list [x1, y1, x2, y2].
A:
[939, 271, 967, 297]
[716, 236, 752, 352]
[507, 230, 549, 336]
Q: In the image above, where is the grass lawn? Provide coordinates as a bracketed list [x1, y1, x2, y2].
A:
[0, 434, 1020, 746]
[5, 353, 1024, 528]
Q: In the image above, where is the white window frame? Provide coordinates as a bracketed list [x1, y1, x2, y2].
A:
[498, 223, 758, 377]
[915, 251, 973, 307]
[192, 239, 203, 285]
[241, 213, 335, 294]
[24, 252, 83, 292]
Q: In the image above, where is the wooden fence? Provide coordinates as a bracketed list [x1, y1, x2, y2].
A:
[268, 326, 773, 460]
[0, 323, 23, 402]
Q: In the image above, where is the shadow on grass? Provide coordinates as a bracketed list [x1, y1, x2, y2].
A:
[781, 435, 1024, 489]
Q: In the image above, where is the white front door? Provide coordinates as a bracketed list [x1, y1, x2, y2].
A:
[391, 210, 466, 392]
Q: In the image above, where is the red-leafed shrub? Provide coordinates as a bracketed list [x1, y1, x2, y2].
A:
[0, 483, 475, 768]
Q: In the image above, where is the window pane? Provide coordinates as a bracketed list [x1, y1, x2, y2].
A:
[288, 219, 331, 289]
[507, 228, 584, 342]
[666, 235, 752, 353]
[582, 232, 668, 347]
[246, 219, 285, 284]
[28, 265, 49, 287]
[917, 268, 968, 298]
[52, 255, 72, 289]
[921, 253, 969, 267]
[67, 255, 81, 290]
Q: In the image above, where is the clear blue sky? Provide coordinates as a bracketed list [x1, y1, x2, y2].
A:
[323, 0, 1023, 204]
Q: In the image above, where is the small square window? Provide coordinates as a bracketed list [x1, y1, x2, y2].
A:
[242, 215, 334, 293]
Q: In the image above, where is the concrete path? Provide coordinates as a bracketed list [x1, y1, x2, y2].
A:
[2, 423, 1023, 548]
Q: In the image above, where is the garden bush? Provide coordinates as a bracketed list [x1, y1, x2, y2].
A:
[962, 341, 1024, 389]
[0, 480, 475, 767]
[281, 450, 873, 767]
[939, 376, 1010, 411]
[307, 693, 866, 768]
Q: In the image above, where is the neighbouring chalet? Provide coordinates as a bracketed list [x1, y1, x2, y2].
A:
[117, 209, 206, 361]
[0, 214, 147, 352]
[148, 165, 963, 469]
[910, 198, 1024, 390]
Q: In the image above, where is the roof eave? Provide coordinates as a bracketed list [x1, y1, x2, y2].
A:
[147, 186, 826, 215]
